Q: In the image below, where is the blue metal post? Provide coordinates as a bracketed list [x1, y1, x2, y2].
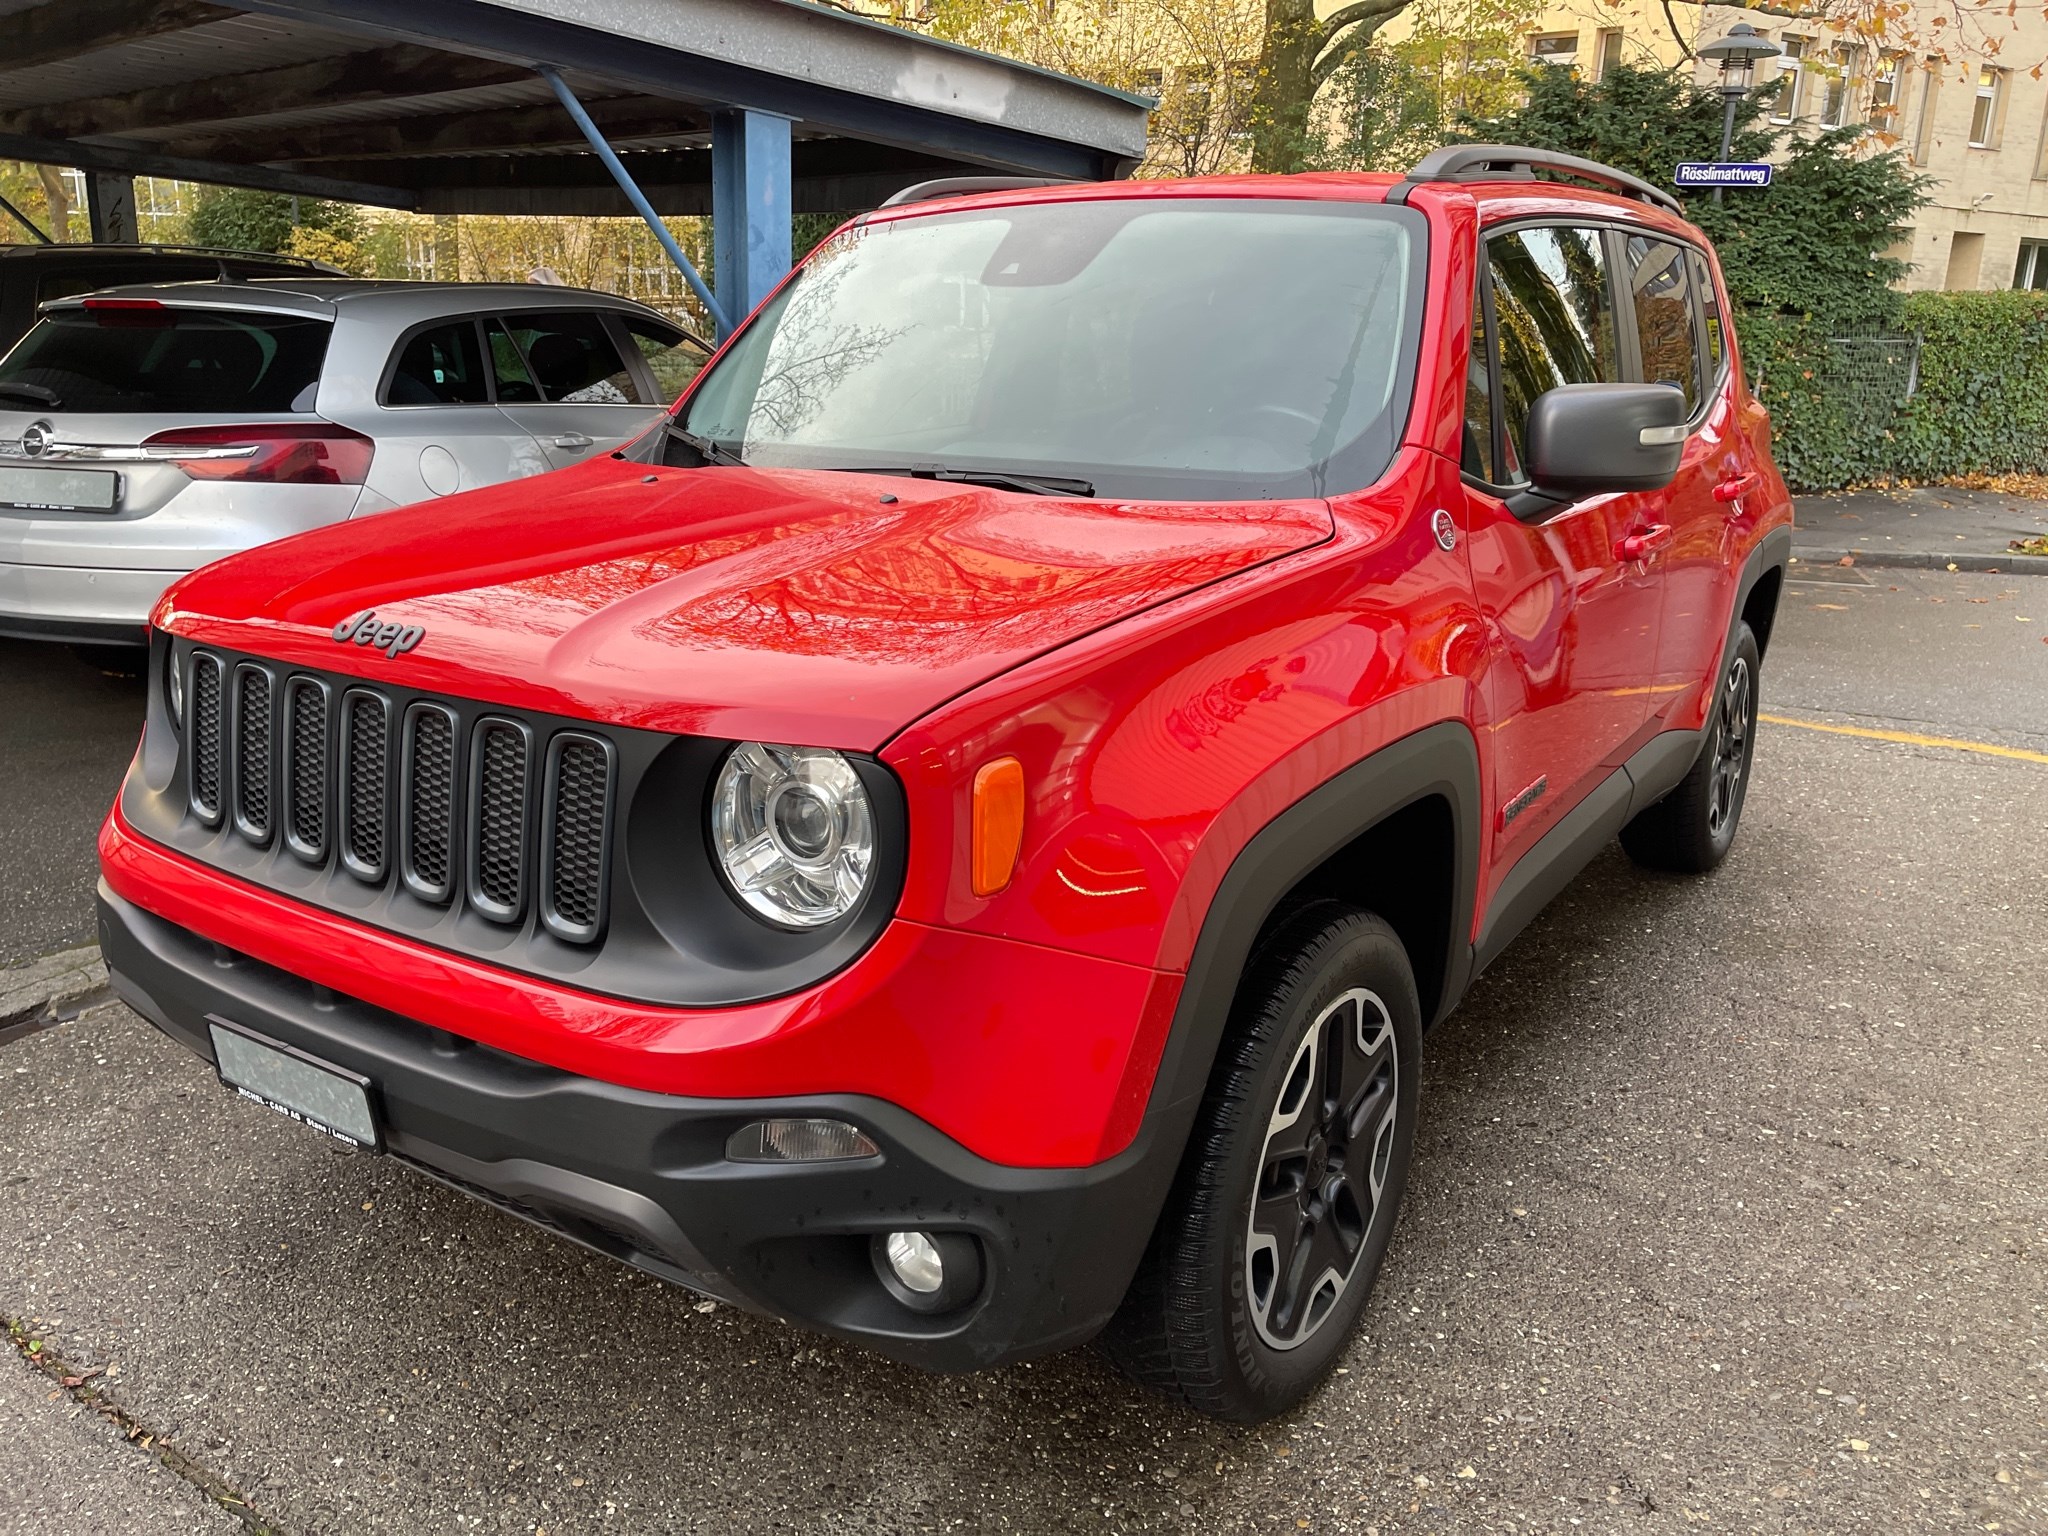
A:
[537, 65, 729, 336]
[712, 109, 792, 339]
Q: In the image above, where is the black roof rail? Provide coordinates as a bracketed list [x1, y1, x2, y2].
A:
[878, 175, 1080, 209]
[1390, 144, 1684, 217]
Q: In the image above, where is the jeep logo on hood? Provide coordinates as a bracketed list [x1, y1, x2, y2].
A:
[332, 610, 425, 659]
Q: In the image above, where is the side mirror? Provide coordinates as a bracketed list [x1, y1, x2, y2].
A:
[1514, 383, 1687, 518]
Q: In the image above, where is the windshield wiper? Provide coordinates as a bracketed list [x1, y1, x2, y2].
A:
[826, 465, 1096, 498]
[0, 382, 60, 408]
[662, 423, 746, 468]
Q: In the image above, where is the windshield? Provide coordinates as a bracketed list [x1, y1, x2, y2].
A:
[0, 308, 330, 413]
[678, 197, 1425, 501]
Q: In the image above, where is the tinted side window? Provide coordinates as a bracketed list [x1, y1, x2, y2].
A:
[1626, 235, 1703, 410]
[1462, 286, 1494, 482]
[1691, 249, 1725, 376]
[384, 320, 487, 406]
[1487, 227, 1618, 477]
[486, 319, 539, 403]
[622, 315, 709, 404]
[498, 311, 646, 405]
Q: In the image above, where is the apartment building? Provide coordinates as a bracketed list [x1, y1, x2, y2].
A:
[1496, 0, 2048, 291]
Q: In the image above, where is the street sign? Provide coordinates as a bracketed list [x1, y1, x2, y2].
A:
[1674, 161, 1773, 190]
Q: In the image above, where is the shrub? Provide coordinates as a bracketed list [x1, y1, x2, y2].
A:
[1890, 290, 2048, 481]
[185, 189, 361, 256]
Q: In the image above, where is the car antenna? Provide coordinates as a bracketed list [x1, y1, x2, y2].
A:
[216, 259, 234, 283]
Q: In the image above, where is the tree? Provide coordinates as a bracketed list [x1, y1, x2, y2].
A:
[1246, 0, 1414, 172]
[1314, 0, 1539, 173]
[924, 0, 1264, 177]
[185, 188, 361, 255]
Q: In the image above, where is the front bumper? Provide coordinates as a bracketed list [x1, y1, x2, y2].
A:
[99, 883, 1165, 1371]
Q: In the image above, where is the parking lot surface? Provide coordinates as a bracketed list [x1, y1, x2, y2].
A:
[2, 568, 2044, 1534]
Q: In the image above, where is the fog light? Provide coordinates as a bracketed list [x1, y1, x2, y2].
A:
[885, 1230, 944, 1293]
[870, 1229, 985, 1315]
[725, 1118, 879, 1163]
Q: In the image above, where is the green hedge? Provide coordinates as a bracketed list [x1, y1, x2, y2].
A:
[1747, 290, 2048, 491]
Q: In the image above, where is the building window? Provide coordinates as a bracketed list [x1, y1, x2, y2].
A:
[2018, 240, 2048, 290]
[1771, 38, 1806, 123]
[1869, 51, 1906, 126]
[1595, 28, 1624, 79]
[1970, 67, 2003, 148]
[1529, 33, 1578, 66]
[1818, 47, 1853, 128]
[1911, 57, 1941, 165]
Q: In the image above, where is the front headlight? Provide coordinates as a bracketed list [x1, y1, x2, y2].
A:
[711, 742, 876, 928]
[164, 640, 184, 728]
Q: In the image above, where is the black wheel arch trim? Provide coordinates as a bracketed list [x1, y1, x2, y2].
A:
[1117, 721, 1482, 1234]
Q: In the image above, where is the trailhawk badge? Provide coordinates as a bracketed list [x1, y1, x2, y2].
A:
[332, 610, 425, 659]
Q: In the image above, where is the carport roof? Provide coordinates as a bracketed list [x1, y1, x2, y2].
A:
[0, 0, 1153, 215]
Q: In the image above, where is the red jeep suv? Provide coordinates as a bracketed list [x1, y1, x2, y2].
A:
[98, 147, 1791, 1422]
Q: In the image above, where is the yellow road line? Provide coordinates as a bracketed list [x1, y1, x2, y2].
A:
[1757, 712, 2048, 765]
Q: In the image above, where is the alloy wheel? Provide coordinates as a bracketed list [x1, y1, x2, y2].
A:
[1244, 987, 1400, 1351]
[1707, 655, 1753, 838]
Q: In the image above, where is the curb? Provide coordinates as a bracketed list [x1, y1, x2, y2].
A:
[1791, 547, 2048, 577]
[0, 945, 111, 1045]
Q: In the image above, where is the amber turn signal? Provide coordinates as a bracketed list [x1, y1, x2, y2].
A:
[971, 757, 1026, 896]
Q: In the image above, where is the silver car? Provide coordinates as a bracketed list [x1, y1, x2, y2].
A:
[0, 279, 709, 646]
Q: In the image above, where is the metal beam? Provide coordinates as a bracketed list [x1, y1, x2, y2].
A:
[155, 94, 706, 167]
[0, 133, 417, 210]
[86, 174, 138, 243]
[302, 141, 966, 217]
[0, 193, 54, 244]
[0, 0, 233, 76]
[712, 109, 790, 337]
[0, 45, 530, 144]
[226, 0, 1145, 181]
[537, 66, 728, 335]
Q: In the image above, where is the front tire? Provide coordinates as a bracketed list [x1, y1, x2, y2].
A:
[1621, 622, 1761, 874]
[1102, 904, 1420, 1422]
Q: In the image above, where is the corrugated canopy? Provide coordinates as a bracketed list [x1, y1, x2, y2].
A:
[0, 0, 1153, 214]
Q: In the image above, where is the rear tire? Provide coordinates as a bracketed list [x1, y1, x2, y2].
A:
[1102, 904, 1420, 1422]
[1620, 622, 1761, 874]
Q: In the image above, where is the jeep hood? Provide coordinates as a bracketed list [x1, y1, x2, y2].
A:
[161, 456, 1333, 748]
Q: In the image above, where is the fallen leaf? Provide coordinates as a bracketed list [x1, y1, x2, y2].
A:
[1456, 1465, 1478, 1479]
[1837, 555, 1855, 566]
[1814, 603, 1848, 611]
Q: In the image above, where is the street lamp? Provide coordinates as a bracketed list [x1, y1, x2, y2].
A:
[1698, 22, 1783, 201]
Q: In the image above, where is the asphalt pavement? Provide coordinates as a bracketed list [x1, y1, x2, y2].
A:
[1, 567, 2044, 1534]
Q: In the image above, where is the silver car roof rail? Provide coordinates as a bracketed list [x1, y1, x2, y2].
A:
[877, 176, 1080, 209]
[1388, 144, 1684, 217]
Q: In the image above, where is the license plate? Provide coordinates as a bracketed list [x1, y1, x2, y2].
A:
[0, 465, 119, 511]
[207, 1016, 380, 1151]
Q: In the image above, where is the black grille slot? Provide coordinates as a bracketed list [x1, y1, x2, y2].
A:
[468, 720, 532, 923]
[339, 690, 390, 882]
[188, 652, 224, 824]
[541, 733, 614, 943]
[232, 665, 273, 843]
[401, 704, 457, 903]
[283, 679, 329, 862]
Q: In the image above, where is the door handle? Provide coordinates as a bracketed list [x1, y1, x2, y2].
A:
[1713, 472, 1760, 504]
[1617, 523, 1674, 561]
[550, 432, 594, 451]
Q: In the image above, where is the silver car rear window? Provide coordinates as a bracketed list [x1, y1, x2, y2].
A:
[0, 308, 330, 413]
